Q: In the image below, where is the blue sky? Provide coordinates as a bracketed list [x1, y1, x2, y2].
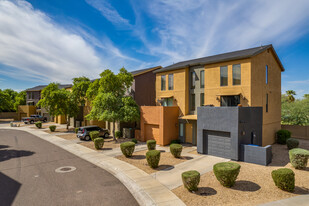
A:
[0, 0, 309, 98]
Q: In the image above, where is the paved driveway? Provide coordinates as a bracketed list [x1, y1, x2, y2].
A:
[0, 129, 138, 206]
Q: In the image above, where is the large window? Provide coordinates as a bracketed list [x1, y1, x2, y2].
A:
[191, 72, 196, 89]
[168, 74, 174, 90]
[266, 93, 268, 112]
[162, 97, 173, 106]
[200, 70, 205, 88]
[191, 94, 195, 111]
[266, 65, 268, 84]
[200, 93, 204, 106]
[220, 95, 240, 107]
[220, 66, 228, 86]
[232, 64, 241, 85]
[179, 123, 184, 137]
[161, 75, 166, 91]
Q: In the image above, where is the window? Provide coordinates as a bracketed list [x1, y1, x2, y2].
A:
[220, 66, 228, 86]
[220, 95, 240, 107]
[266, 93, 268, 112]
[191, 72, 196, 89]
[179, 123, 184, 136]
[200, 70, 205, 88]
[266, 65, 268, 84]
[161, 75, 166, 91]
[162, 97, 173, 106]
[232, 64, 241, 85]
[200, 93, 204, 106]
[168, 74, 174, 90]
[191, 94, 195, 110]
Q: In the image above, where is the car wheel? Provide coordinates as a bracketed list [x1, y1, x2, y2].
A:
[104, 133, 109, 138]
[85, 135, 90, 141]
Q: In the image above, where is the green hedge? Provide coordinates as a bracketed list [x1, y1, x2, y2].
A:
[286, 138, 299, 150]
[271, 168, 295, 192]
[147, 140, 156, 150]
[90, 131, 100, 141]
[182, 170, 200, 192]
[146, 150, 160, 168]
[120, 142, 135, 157]
[75, 128, 79, 134]
[49, 125, 56, 132]
[170, 144, 182, 158]
[276, 129, 291, 144]
[289, 148, 309, 169]
[170, 139, 181, 145]
[94, 138, 104, 150]
[35, 121, 42, 129]
[213, 162, 241, 187]
[131, 138, 138, 144]
[115, 131, 122, 138]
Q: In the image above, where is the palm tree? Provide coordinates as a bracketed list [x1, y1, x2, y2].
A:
[286, 90, 296, 103]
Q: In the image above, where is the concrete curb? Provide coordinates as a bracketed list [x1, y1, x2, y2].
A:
[2, 127, 185, 206]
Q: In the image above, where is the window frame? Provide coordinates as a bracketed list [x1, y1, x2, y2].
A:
[161, 75, 166, 91]
[200, 70, 205, 88]
[232, 64, 241, 85]
[168, 73, 174, 90]
[220, 66, 228, 86]
[191, 94, 195, 111]
[266, 93, 269, 112]
[266, 65, 268, 84]
[191, 71, 196, 89]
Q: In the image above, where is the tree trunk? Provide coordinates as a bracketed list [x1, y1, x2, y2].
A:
[112, 121, 116, 142]
[66, 115, 70, 130]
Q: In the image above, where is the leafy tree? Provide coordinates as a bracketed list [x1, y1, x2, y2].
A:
[14, 91, 26, 111]
[72, 76, 91, 105]
[0, 89, 13, 112]
[38, 83, 79, 129]
[286, 90, 296, 103]
[87, 68, 139, 140]
[86, 79, 100, 101]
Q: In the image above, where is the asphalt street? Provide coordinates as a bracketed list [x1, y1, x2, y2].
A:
[0, 129, 138, 206]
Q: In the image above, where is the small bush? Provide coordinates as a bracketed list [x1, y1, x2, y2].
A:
[286, 138, 299, 150]
[289, 148, 309, 169]
[147, 140, 156, 150]
[271, 168, 295, 192]
[213, 162, 241, 187]
[170, 139, 181, 145]
[276, 129, 291, 144]
[131, 138, 138, 144]
[146, 150, 160, 168]
[94, 138, 104, 150]
[182, 170, 200, 192]
[35, 121, 42, 129]
[170, 144, 183, 158]
[49, 125, 56, 132]
[75, 128, 79, 133]
[120, 142, 135, 157]
[115, 130, 122, 138]
[90, 131, 100, 141]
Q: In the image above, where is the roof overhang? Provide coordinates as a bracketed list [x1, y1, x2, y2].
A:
[179, 115, 197, 120]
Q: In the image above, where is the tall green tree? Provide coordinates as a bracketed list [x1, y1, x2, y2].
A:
[286, 90, 296, 103]
[14, 91, 26, 111]
[38, 83, 79, 129]
[72, 76, 91, 105]
[87, 68, 139, 141]
[86, 79, 100, 101]
[0, 89, 13, 112]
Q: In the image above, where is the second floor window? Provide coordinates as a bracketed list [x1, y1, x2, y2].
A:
[200, 93, 204, 106]
[161, 75, 166, 91]
[168, 74, 174, 90]
[191, 72, 195, 89]
[232, 64, 241, 85]
[266, 65, 268, 84]
[200, 70, 205, 88]
[220, 66, 228, 86]
[191, 94, 195, 111]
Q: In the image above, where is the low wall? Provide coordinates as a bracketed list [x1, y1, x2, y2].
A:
[0, 112, 18, 120]
[281, 125, 309, 140]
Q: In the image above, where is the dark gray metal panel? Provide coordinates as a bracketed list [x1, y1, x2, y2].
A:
[242, 145, 272, 166]
[206, 130, 232, 159]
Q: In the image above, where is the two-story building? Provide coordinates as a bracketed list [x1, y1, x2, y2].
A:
[139, 44, 283, 146]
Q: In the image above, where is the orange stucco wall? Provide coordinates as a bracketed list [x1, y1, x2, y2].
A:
[18, 105, 36, 120]
[139, 106, 179, 146]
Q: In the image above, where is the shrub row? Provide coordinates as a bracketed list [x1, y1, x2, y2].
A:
[147, 140, 156, 150]
[120, 142, 135, 157]
[276, 129, 291, 144]
[146, 150, 160, 168]
[170, 144, 182, 158]
[271, 168, 295, 192]
[90, 131, 100, 141]
[94, 138, 104, 150]
[35, 121, 42, 129]
[289, 148, 309, 169]
[286, 138, 299, 150]
[49, 125, 56, 132]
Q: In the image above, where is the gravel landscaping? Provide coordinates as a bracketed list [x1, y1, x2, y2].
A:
[116, 149, 193, 174]
[79, 138, 134, 150]
[172, 139, 309, 206]
[55, 134, 77, 140]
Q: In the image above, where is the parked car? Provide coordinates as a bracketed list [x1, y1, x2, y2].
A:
[22, 115, 47, 124]
[77, 126, 109, 141]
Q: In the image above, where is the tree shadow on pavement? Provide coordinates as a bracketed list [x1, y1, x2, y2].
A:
[0, 172, 21, 206]
[0, 149, 35, 162]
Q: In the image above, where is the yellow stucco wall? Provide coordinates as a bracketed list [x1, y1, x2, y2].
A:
[204, 58, 252, 107]
[156, 68, 189, 116]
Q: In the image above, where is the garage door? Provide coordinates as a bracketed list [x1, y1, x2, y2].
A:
[204, 130, 231, 159]
[145, 124, 159, 142]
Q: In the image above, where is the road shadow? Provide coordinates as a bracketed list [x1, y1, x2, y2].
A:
[0, 145, 10, 150]
[231, 180, 261, 192]
[0, 149, 35, 162]
[0, 172, 21, 206]
[194, 187, 217, 196]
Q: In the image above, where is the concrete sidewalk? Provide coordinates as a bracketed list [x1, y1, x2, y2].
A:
[259, 195, 309, 206]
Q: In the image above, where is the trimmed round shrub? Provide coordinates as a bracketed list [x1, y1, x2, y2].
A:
[115, 131, 122, 139]
[213, 162, 241, 187]
[182, 170, 200, 192]
[90, 131, 100, 141]
[289, 148, 309, 169]
[286, 138, 299, 150]
[35, 121, 42, 129]
[170, 139, 181, 145]
[276, 129, 291, 144]
[170, 144, 183, 158]
[49, 125, 56, 132]
[75, 128, 79, 134]
[120, 142, 135, 157]
[271, 168, 295, 192]
[147, 140, 156, 150]
[146, 150, 160, 168]
[94, 138, 104, 150]
[131, 138, 138, 144]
